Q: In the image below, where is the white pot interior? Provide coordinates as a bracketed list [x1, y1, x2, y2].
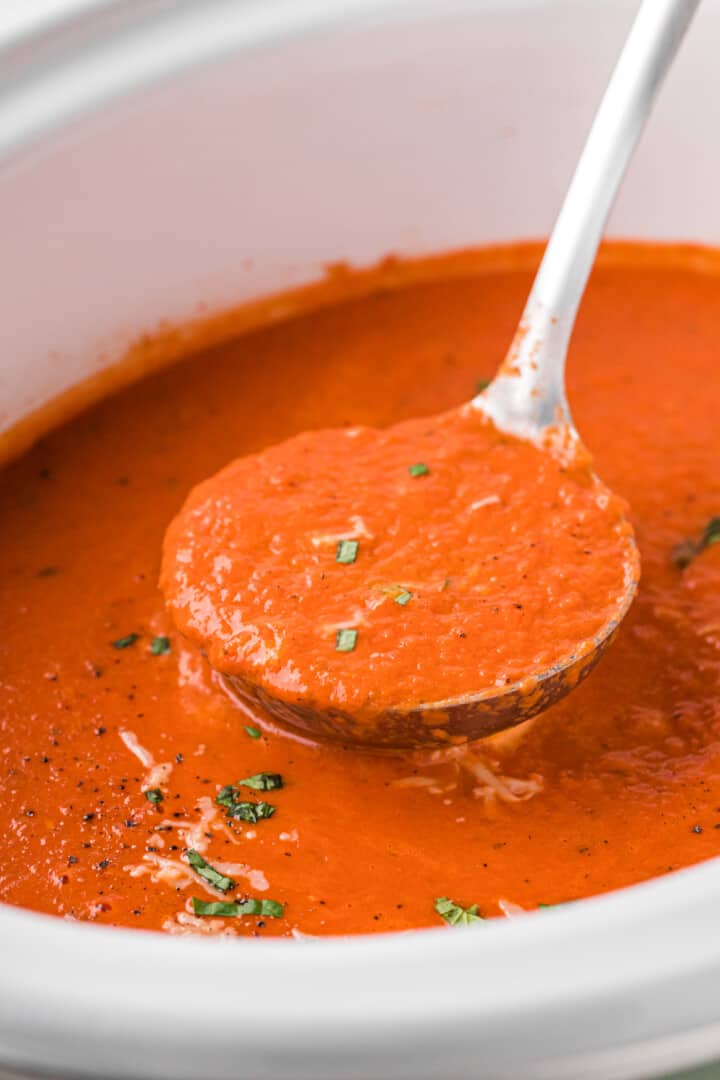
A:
[2, 0, 720, 436]
[2, 1, 720, 1078]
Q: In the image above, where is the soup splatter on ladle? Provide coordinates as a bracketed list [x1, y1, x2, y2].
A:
[161, 0, 698, 749]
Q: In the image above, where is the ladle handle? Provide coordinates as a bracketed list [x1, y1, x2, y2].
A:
[479, 0, 700, 439]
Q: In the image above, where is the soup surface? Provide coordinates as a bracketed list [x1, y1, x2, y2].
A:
[1, 243, 719, 937]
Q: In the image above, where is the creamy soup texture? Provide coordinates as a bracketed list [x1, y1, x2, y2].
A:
[0, 243, 718, 936]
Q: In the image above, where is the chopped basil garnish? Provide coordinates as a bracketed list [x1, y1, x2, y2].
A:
[150, 635, 171, 655]
[244, 725, 262, 739]
[476, 377, 491, 392]
[216, 785, 238, 809]
[190, 899, 241, 917]
[394, 589, 412, 606]
[237, 773, 283, 791]
[672, 516, 720, 568]
[227, 801, 276, 823]
[216, 773, 283, 822]
[112, 633, 139, 650]
[335, 628, 358, 652]
[408, 462, 430, 478]
[144, 788, 163, 804]
[186, 849, 235, 892]
[250, 898, 284, 918]
[191, 897, 284, 918]
[434, 896, 484, 926]
[336, 539, 359, 564]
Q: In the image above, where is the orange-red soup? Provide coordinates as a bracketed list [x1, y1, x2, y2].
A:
[1, 243, 719, 936]
[160, 406, 635, 745]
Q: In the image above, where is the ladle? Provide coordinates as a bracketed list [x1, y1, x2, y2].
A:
[172, 0, 700, 748]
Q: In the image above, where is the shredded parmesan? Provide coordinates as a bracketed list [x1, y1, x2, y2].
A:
[178, 796, 222, 854]
[119, 729, 174, 791]
[391, 775, 439, 789]
[144, 762, 173, 789]
[469, 494, 501, 511]
[123, 793, 270, 907]
[310, 514, 374, 547]
[321, 609, 369, 633]
[212, 861, 269, 892]
[125, 849, 268, 896]
[125, 852, 196, 889]
[498, 898, 528, 918]
[162, 909, 236, 937]
[393, 744, 543, 809]
[290, 928, 318, 941]
[464, 759, 542, 806]
[119, 729, 154, 769]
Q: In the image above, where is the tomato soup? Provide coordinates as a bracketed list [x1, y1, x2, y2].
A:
[161, 405, 636, 746]
[0, 243, 718, 936]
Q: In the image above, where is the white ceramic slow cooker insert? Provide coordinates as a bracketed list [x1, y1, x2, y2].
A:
[1, 2, 720, 1077]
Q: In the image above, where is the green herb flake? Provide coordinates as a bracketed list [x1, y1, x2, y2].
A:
[476, 377, 491, 392]
[394, 589, 412, 606]
[244, 725, 262, 739]
[150, 635, 171, 656]
[237, 773, 284, 792]
[191, 897, 284, 918]
[434, 896, 484, 926]
[216, 773, 283, 820]
[112, 632, 140, 650]
[190, 898, 241, 917]
[144, 788, 163, 804]
[186, 849, 235, 892]
[408, 462, 430, 478]
[227, 801, 276, 823]
[336, 539, 359, 564]
[705, 516, 720, 547]
[335, 628, 358, 653]
[252, 898, 284, 918]
[215, 784, 237, 809]
[672, 516, 720, 568]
